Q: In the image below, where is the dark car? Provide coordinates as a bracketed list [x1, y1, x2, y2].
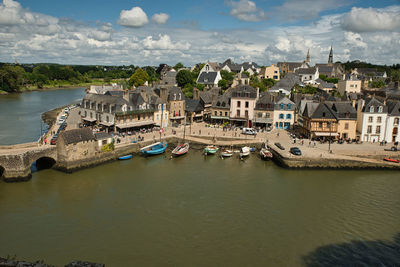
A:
[290, 147, 302, 156]
[274, 142, 285, 150]
[50, 138, 57, 145]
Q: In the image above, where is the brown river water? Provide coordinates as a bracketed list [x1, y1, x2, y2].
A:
[1, 151, 399, 266]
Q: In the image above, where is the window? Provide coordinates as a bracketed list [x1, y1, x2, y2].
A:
[286, 114, 291, 119]
[106, 116, 109, 122]
[319, 122, 323, 128]
[245, 110, 249, 117]
[376, 126, 381, 134]
[377, 116, 382, 123]
[395, 118, 399, 125]
[156, 114, 159, 120]
[84, 111, 87, 117]
[378, 106, 383, 113]
[279, 113, 284, 119]
[370, 106, 374, 112]
[225, 112, 228, 116]
[220, 111, 222, 116]
[214, 111, 217, 116]
[266, 113, 270, 118]
[90, 112, 93, 118]
[368, 116, 373, 123]
[138, 115, 141, 120]
[237, 110, 240, 117]
[287, 104, 292, 109]
[237, 101, 241, 107]
[345, 123, 349, 130]
[245, 101, 249, 108]
[367, 126, 372, 133]
[322, 112, 326, 117]
[280, 104, 284, 110]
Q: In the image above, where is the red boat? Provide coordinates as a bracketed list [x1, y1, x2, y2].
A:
[384, 158, 400, 163]
[172, 143, 189, 157]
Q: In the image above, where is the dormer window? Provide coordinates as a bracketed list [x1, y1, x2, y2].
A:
[179, 93, 182, 100]
[174, 93, 176, 100]
[322, 112, 326, 117]
[378, 106, 383, 113]
[370, 106, 374, 112]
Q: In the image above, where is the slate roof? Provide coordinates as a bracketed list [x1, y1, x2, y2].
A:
[104, 90, 124, 97]
[255, 93, 274, 111]
[329, 102, 357, 120]
[277, 62, 303, 71]
[231, 85, 257, 98]
[185, 99, 204, 113]
[362, 97, 388, 113]
[296, 67, 317, 75]
[197, 72, 218, 84]
[60, 128, 95, 145]
[212, 94, 231, 109]
[302, 102, 321, 118]
[270, 73, 300, 91]
[315, 65, 334, 73]
[167, 86, 185, 101]
[306, 103, 337, 119]
[386, 100, 400, 116]
[274, 96, 296, 111]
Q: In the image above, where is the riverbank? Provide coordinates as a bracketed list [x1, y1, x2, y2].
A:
[0, 257, 104, 267]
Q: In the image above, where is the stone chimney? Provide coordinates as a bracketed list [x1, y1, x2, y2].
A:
[193, 88, 200, 100]
[211, 93, 217, 104]
[256, 87, 260, 99]
[320, 96, 325, 103]
[123, 89, 130, 102]
[160, 87, 168, 103]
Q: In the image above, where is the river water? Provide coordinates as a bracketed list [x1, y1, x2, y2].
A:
[0, 89, 399, 266]
[0, 151, 399, 266]
[0, 88, 85, 145]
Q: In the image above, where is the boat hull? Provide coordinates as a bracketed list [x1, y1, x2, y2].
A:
[384, 158, 399, 163]
[141, 142, 168, 155]
[172, 143, 189, 156]
[260, 149, 273, 160]
[118, 155, 132, 160]
[204, 146, 219, 155]
[239, 147, 250, 158]
[221, 149, 233, 157]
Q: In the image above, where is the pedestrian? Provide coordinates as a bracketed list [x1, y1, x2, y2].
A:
[277, 132, 279, 137]
[309, 141, 311, 147]
[199, 129, 201, 135]
[313, 141, 316, 147]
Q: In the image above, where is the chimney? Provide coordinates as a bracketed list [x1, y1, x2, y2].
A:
[256, 87, 260, 99]
[160, 87, 168, 103]
[193, 88, 200, 100]
[211, 93, 217, 104]
[320, 96, 325, 103]
[123, 89, 130, 102]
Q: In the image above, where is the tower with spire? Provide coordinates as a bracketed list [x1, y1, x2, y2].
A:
[305, 49, 310, 63]
[328, 46, 333, 66]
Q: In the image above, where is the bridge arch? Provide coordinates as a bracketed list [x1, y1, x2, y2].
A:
[0, 165, 4, 179]
[30, 156, 57, 172]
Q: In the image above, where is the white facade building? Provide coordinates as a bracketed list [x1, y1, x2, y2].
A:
[385, 100, 400, 143]
[273, 97, 296, 129]
[357, 98, 387, 142]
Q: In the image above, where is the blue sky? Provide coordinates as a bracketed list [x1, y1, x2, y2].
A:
[1, 0, 400, 65]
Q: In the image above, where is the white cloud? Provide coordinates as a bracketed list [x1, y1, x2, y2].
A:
[341, 6, 400, 32]
[142, 34, 190, 50]
[227, 0, 267, 22]
[118, 7, 148, 27]
[151, 13, 169, 24]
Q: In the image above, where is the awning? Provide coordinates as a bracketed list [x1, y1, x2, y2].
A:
[210, 116, 229, 120]
[314, 132, 339, 137]
[230, 118, 247, 121]
[194, 114, 203, 117]
[170, 116, 185, 120]
[255, 118, 273, 124]
[99, 121, 114, 127]
[82, 117, 97, 122]
[116, 120, 154, 129]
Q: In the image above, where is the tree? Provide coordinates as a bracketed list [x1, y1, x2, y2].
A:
[183, 83, 193, 98]
[129, 68, 149, 87]
[0, 65, 25, 92]
[218, 79, 229, 89]
[391, 69, 400, 81]
[176, 69, 193, 88]
[144, 66, 159, 83]
[173, 62, 184, 71]
[369, 80, 385, 88]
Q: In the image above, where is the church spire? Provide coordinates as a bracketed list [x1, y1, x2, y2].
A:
[305, 49, 310, 63]
[328, 46, 333, 65]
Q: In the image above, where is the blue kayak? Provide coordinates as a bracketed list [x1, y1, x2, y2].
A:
[141, 142, 168, 155]
[118, 155, 132, 160]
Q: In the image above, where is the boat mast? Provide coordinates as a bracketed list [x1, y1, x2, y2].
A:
[160, 103, 163, 142]
[183, 114, 186, 142]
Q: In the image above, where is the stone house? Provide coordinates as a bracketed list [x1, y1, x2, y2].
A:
[229, 85, 259, 127]
[296, 67, 319, 82]
[356, 97, 388, 142]
[384, 100, 400, 143]
[185, 99, 204, 123]
[57, 128, 96, 163]
[269, 73, 300, 96]
[258, 65, 280, 80]
[232, 72, 250, 87]
[337, 77, 362, 95]
[254, 93, 275, 129]
[277, 62, 309, 75]
[273, 97, 296, 130]
[329, 102, 357, 140]
[210, 93, 231, 124]
[196, 71, 222, 89]
[94, 132, 114, 149]
[155, 86, 185, 125]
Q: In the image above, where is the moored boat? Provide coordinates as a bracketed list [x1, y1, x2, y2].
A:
[239, 146, 250, 158]
[118, 155, 132, 160]
[141, 142, 168, 155]
[221, 149, 233, 157]
[172, 143, 189, 157]
[384, 158, 399, 163]
[204, 145, 219, 155]
[260, 148, 273, 160]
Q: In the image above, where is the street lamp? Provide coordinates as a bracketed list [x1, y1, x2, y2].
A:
[328, 121, 332, 153]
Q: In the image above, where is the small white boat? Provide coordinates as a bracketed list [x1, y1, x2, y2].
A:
[239, 146, 250, 158]
[172, 143, 189, 157]
[221, 149, 233, 157]
[260, 148, 273, 160]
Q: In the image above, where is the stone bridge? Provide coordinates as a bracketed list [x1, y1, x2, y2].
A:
[0, 143, 57, 181]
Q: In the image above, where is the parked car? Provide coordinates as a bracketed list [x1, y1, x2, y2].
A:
[50, 135, 58, 145]
[242, 128, 257, 135]
[274, 142, 285, 150]
[290, 147, 302, 156]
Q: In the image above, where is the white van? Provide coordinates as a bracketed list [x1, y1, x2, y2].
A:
[242, 128, 257, 135]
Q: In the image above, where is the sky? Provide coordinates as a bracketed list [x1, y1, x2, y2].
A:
[0, 0, 399, 66]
